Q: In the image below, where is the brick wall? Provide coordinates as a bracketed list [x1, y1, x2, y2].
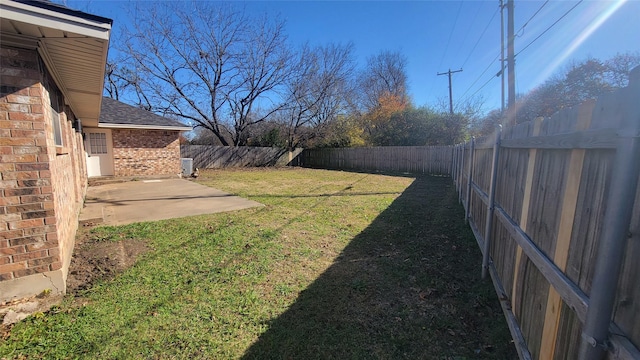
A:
[0, 46, 87, 301]
[111, 129, 181, 177]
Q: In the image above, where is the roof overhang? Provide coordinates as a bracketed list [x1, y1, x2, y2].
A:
[0, 0, 112, 127]
[98, 123, 193, 132]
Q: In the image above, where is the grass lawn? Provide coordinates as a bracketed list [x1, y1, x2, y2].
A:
[0, 168, 515, 359]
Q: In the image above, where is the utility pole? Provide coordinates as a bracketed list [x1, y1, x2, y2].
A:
[506, 0, 516, 126]
[437, 68, 463, 114]
[500, 0, 505, 114]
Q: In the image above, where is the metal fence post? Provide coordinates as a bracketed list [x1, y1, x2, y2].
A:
[579, 67, 640, 360]
[465, 137, 475, 223]
[482, 125, 502, 279]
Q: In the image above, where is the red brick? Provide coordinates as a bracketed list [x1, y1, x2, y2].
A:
[12, 146, 43, 155]
[0, 239, 8, 248]
[13, 264, 49, 278]
[8, 218, 44, 230]
[28, 255, 58, 267]
[0, 119, 33, 130]
[0, 245, 25, 255]
[0, 137, 35, 146]
[22, 226, 46, 236]
[5, 187, 40, 196]
[0, 261, 26, 274]
[16, 163, 49, 171]
[0, 128, 10, 137]
[42, 201, 54, 210]
[40, 186, 52, 194]
[0, 163, 15, 172]
[7, 112, 43, 122]
[26, 240, 57, 252]
[0, 272, 13, 280]
[0, 180, 18, 188]
[6, 203, 43, 213]
[45, 232, 58, 241]
[39, 170, 51, 178]
[49, 261, 62, 271]
[11, 129, 45, 138]
[29, 87, 42, 97]
[0, 102, 29, 112]
[18, 178, 50, 187]
[0, 213, 21, 223]
[6, 95, 40, 104]
[20, 194, 52, 204]
[32, 122, 44, 130]
[0, 154, 37, 163]
[15, 171, 39, 180]
[38, 154, 50, 162]
[0, 256, 10, 265]
[44, 216, 56, 225]
[22, 210, 53, 220]
[0, 196, 21, 206]
[13, 249, 48, 262]
[30, 105, 44, 114]
[9, 235, 45, 246]
[0, 146, 12, 154]
[48, 247, 60, 257]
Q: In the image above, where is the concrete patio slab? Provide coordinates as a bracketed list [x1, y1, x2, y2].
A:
[79, 179, 263, 226]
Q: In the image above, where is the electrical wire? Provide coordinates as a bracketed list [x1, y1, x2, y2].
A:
[515, 0, 584, 57]
[458, 52, 501, 101]
[461, 7, 499, 69]
[436, 1, 465, 72]
[515, 0, 550, 37]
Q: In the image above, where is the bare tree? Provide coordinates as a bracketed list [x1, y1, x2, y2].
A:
[358, 50, 409, 111]
[116, 2, 292, 146]
[280, 43, 355, 150]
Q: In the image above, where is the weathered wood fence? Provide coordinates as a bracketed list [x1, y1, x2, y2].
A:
[300, 146, 453, 175]
[453, 67, 640, 359]
[181, 145, 302, 168]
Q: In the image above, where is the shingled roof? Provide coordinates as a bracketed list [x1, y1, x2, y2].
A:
[99, 97, 191, 130]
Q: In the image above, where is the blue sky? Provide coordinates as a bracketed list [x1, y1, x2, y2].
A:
[67, 0, 640, 114]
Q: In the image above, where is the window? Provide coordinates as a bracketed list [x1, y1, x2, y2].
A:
[89, 133, 107, 154]
[52, 112, 62, 146]
[44, 68, 64, 147]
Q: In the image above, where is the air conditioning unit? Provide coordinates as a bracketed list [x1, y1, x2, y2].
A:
[181, 158, 193, 177]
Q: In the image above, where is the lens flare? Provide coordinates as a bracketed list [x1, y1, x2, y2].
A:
[534, 0, 628, 85]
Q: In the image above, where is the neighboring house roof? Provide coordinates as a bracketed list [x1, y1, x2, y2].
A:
[98, 97, 192, 131]
[0, 0, 112, 126]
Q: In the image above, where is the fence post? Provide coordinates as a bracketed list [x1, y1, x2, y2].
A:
[579, 67, 640, 360]
[465, 138, 475, 223]
[459, 141, 466, 204]
[482, 125, 502, 279]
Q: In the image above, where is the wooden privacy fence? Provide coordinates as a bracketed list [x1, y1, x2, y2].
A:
[181, 145, 302, 169]
[300, 146, 453, 175]
[453, 67, 640, 360]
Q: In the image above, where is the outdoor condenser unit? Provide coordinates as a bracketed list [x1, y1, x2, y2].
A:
[181, 158, 193, 177]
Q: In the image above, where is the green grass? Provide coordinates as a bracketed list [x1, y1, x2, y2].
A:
[0, 168, 515, 359]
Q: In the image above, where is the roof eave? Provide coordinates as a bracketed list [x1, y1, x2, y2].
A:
[98, 123, 192, 131]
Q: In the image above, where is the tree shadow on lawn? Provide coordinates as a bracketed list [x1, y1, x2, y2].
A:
[242, 175, 516, 360]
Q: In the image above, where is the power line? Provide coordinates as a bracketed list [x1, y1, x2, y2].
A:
[515, 0, 550, 37]
[515, 0, 584, 58]
[436, 1, 465, 72]
[461, 7, 499, 69]
[458, 52, 500, 101]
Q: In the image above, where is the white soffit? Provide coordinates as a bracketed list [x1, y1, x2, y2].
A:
[0, 0, 111, 127]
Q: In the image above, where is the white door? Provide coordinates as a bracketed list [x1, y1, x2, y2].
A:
[84, 129, 114, 177]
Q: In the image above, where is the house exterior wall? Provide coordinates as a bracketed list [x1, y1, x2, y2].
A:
[0, 46, 87, 302]
[111, 129, 181, 177]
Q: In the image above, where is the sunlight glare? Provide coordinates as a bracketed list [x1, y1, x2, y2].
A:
[533, 0, 628, 86]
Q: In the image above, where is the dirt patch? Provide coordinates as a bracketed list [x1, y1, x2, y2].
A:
[66, 231, 150, 294]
